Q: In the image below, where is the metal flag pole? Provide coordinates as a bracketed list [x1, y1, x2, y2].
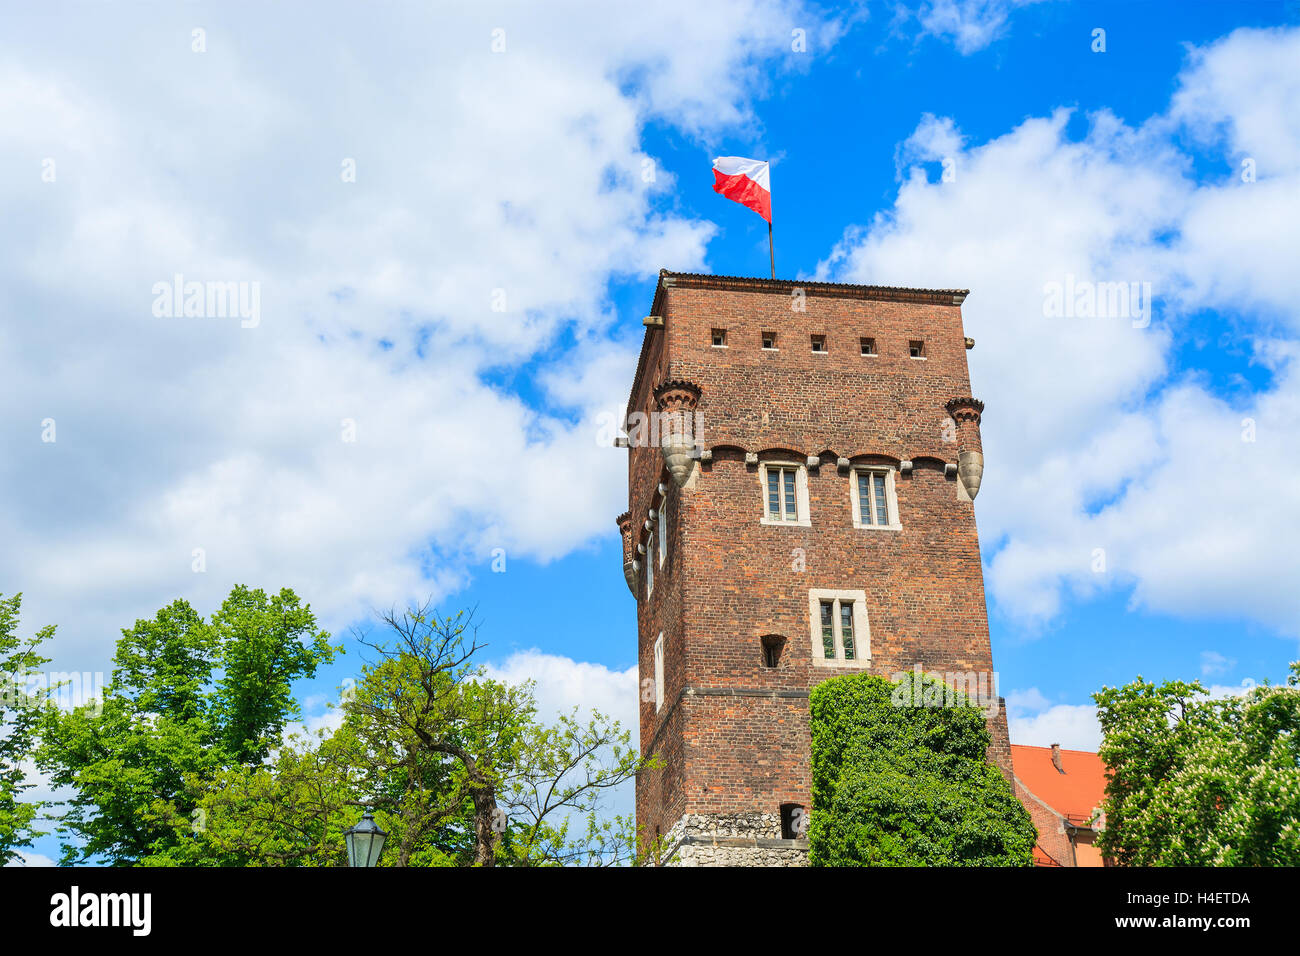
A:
[768, 221, 775, 279]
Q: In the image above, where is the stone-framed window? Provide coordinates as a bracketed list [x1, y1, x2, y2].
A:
[653, 632, 665, 712]
[758, 461, 810, 527]
[807, 588, 870, 667]
[850, 466, 901, 531]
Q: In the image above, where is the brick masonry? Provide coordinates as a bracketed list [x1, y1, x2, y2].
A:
[620, 272, 1012, 866]
[1015, 778, 1076, 867]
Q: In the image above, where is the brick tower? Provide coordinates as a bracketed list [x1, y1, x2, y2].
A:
[617, 271, 1010, 866]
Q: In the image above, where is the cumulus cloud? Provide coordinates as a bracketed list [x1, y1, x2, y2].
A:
[0, 1, 842, 673]
[1200, 650, 1235, 677]
[484, 648, 639, 733]
[908, 0, 1047, 55]
[1006, 689, 1101, 750]
[1007, 673, 1273, 753]
[819, 26, 1300, 635]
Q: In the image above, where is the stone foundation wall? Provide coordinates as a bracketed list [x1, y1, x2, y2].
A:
[658, 812, 808, 867]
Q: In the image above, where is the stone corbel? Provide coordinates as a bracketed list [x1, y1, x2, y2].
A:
[944, 397, 986, 501]
[654, 379, 703, 487]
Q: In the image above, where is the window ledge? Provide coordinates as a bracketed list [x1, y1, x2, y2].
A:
[761, 516, 812, 528]
[852, 522, 903, 532]
[813, 657, 873, 669]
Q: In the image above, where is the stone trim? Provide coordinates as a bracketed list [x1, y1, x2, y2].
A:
[656, 812, 810, 867]
[807, 588, 872, 668]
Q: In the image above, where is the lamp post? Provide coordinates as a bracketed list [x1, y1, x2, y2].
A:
[343, 810, 388, 867]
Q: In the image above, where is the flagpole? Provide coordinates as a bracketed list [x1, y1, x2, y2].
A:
[768, 221, 775, 279]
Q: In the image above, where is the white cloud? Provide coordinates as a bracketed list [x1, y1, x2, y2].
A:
[484, 649, 640, 822]
[484, 649, 639, 736]
[1006, 689, 1101, 750]
[1007, 675, 1273, 754]
[1200, 650, 1235, 677]
[819, 26, 1300, 635]
[0, 1, 842, 673]
[3, 851, 56, 867]
[908, 0, 1047, 55]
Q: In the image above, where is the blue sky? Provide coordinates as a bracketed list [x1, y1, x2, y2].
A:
[4, 1, 1299, 864]
[446, 0, 1300, 722]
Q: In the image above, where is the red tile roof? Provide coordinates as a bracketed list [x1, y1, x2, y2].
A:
[1011, 744, 1108, 823]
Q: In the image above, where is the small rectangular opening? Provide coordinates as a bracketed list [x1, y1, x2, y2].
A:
[712, 329, 727, 347]
[762, 331, 777, 350]
[780, 803, 806, 839]
[909, 339, 925, 358]
[810, 334, 827, 353]
[760, 634, 785, 668]
[860, 336, 877, 356]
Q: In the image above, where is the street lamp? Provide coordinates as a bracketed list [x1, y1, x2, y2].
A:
[343, 810, 388, 867]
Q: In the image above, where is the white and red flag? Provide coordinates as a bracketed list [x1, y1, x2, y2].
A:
[711, 156, 771, 223]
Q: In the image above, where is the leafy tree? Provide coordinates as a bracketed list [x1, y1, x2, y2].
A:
[161, 604, 647, 866]
[38, 585, 335, 865]
[343, 605, 646, 866]
[1095, 662, 1300, 866]
[143, 728, 362, 867]
[0, 594, 56, 864]
[808, 671, 1035, 866]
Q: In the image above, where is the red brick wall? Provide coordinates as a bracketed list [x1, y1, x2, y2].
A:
[625, 275, 1008, 851]
[1015, 780, 1073, 866]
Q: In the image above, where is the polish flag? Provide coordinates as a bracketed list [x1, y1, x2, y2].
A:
[711, 156, 771, 223]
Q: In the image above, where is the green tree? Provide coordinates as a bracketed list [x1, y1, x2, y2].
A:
[162, 604, 647, 866]
[808, 671, 1035, 867]
[38, 585, 335, 865]
[1095, 662, 1300, 866]
[0, 593, 57, 864]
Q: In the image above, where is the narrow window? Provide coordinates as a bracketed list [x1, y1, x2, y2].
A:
[653, 633, 665, 712]
[646, 531, 655, 596]
[762, 331, 777, 350]
[819, 601, 835, 659]
[909, 339, 925, 358]
[809, 590, 869, 664]
[766, 466, 800, 522]
[712, 328, 727, 347]
[860, 336, 876, 356]
[780, 803, 806, 839]
[761, 635, 785, 668]
[658, 497, 668, 567]
[811, 334, 827, 353]
[856, 470, 895, 528]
